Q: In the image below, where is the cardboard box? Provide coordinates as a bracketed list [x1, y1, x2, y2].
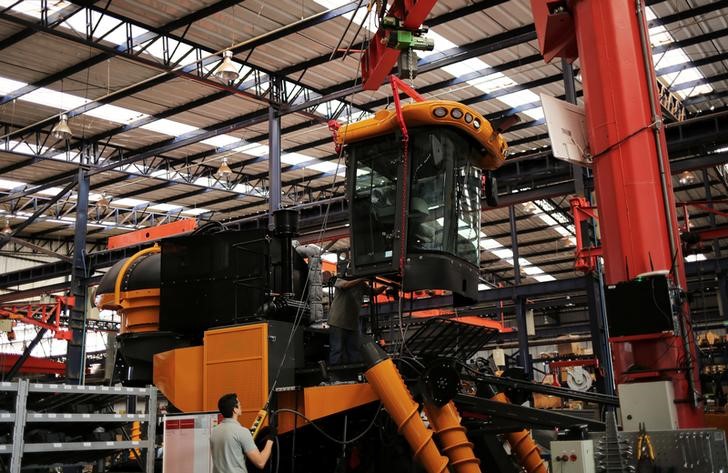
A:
[534, 393, 562, 409]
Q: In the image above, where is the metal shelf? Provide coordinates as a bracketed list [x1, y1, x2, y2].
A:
[5, 379, 157, 473]
[27, 383, 152, 395]
[26, 413, 149, 422]
[24, 440, 147, 453]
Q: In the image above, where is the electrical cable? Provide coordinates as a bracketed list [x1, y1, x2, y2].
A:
[265, 42, 365, 402]
[586, 123, 654, 162]
[274, 405, 382, 445]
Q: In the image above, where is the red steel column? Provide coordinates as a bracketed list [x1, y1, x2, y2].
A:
[571, 0, 680, 284]
[530, 0, 702, 427]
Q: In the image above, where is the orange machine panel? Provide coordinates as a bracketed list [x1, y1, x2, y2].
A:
[204, 323, 268, 427]
[303, 384, 377, 420]
[154, 346, 203, 412]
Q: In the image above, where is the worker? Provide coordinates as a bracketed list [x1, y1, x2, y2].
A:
[328, 276, 386, 365]
[210, 393, 274, 473]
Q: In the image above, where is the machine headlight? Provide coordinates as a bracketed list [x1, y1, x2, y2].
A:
[464, 113, 473, 123]
[433, 107, 448, 118]
[473, 118, 481, 129]
[451, 108, 463, 119]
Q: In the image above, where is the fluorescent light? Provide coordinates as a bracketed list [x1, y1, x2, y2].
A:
[686, 254, 707, 262]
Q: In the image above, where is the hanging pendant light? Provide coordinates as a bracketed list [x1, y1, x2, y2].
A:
[215, 50, 239, 82]
[678, 170, 697, 185]
[51, 114, 72, 140]
[2, 217, 12, 235]
[217, 157, 233, 177]
[96, 193, 111, 210]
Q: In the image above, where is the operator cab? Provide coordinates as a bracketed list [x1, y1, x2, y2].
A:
[334, 100, 508, 305]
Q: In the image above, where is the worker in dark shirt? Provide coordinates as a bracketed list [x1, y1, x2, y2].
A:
[210, 393, 273, 473]
[328, 277, 385, 365]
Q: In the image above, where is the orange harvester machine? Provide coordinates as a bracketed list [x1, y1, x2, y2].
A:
[95, 96, 548, 472]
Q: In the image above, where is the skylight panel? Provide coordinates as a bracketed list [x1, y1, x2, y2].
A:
[140, 37, 166, 61]
[201, 135, 243, 148]
[143, 118, 198, 136]
[61, 10, 91, 37]
[308, 161, 343, 174]
[89, 11, 124, 43]
[148, 203, 182, 212]
[671, 68, 703, 86]
[648, 6, 712, 97]
[491, 248, 514, 259]
[498, 89, 541, 108]
[468, 73, 516, 93]
[0, 0, 71, 18]
[234, 144, 269, 156]
[443, 58, 486, 78]
[534, 274, 557, 282]
[87, 104, 148, 124]
[24, 87, 90, 111]
[181, 208, 212, 216]
[113, 198, 149, 207]
[480, 238, 503, 250]
[0, 77, 26, 95]
[654, 49, 685, 69]
[38, 187, 65, 197]
[282, 153, 314, 165]
[523, 266, 545, 275]
[678, 83, 713, 98]
[169, 42, 197, 67]
[0, 178, 26, 190]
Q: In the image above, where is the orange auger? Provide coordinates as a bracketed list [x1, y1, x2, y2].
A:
[423, 400, 481, 473]
[362, 340, 448, 473]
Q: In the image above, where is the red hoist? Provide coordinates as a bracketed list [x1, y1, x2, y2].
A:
[531, 1, 703, 427]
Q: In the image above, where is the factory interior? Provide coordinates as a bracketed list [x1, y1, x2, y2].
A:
[0, 0, 727, 471]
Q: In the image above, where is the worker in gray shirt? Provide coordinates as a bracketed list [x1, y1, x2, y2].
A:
[328, 276, 386, 365]
[210, 393, 273, 473]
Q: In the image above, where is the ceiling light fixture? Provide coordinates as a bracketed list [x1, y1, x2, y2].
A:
[678, 170, 697, 185]
[51, 113, 72, 140]
[215, 50, 239, 82]
[96, 193, 111, 210]
[216, 157, 233, 177]
[2, 218, 12, 235]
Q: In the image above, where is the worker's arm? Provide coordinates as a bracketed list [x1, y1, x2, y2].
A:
[334, 277, 366, 290]
[245, 439, 273, 469]
[371, 285, 387, 295]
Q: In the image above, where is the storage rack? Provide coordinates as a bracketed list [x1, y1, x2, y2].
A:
[0, 380, 157, 473]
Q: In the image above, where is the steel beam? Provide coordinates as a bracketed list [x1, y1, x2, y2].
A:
[6, 328, 48, 379]
[65, 168, 89, 384]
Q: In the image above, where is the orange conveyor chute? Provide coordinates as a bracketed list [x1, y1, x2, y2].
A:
[423, 400, 481, 473]
[491, 392, 547, 473]
[363, 342, 448, 473]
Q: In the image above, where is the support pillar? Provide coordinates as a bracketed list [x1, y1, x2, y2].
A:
[585, 275, 614, 395]
[66, 167, 89, 384]
[510, 206, 531, 378]
[268, 91, 282, 228]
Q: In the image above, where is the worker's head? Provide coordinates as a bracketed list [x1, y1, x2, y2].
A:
[218, 393, 240, 419]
